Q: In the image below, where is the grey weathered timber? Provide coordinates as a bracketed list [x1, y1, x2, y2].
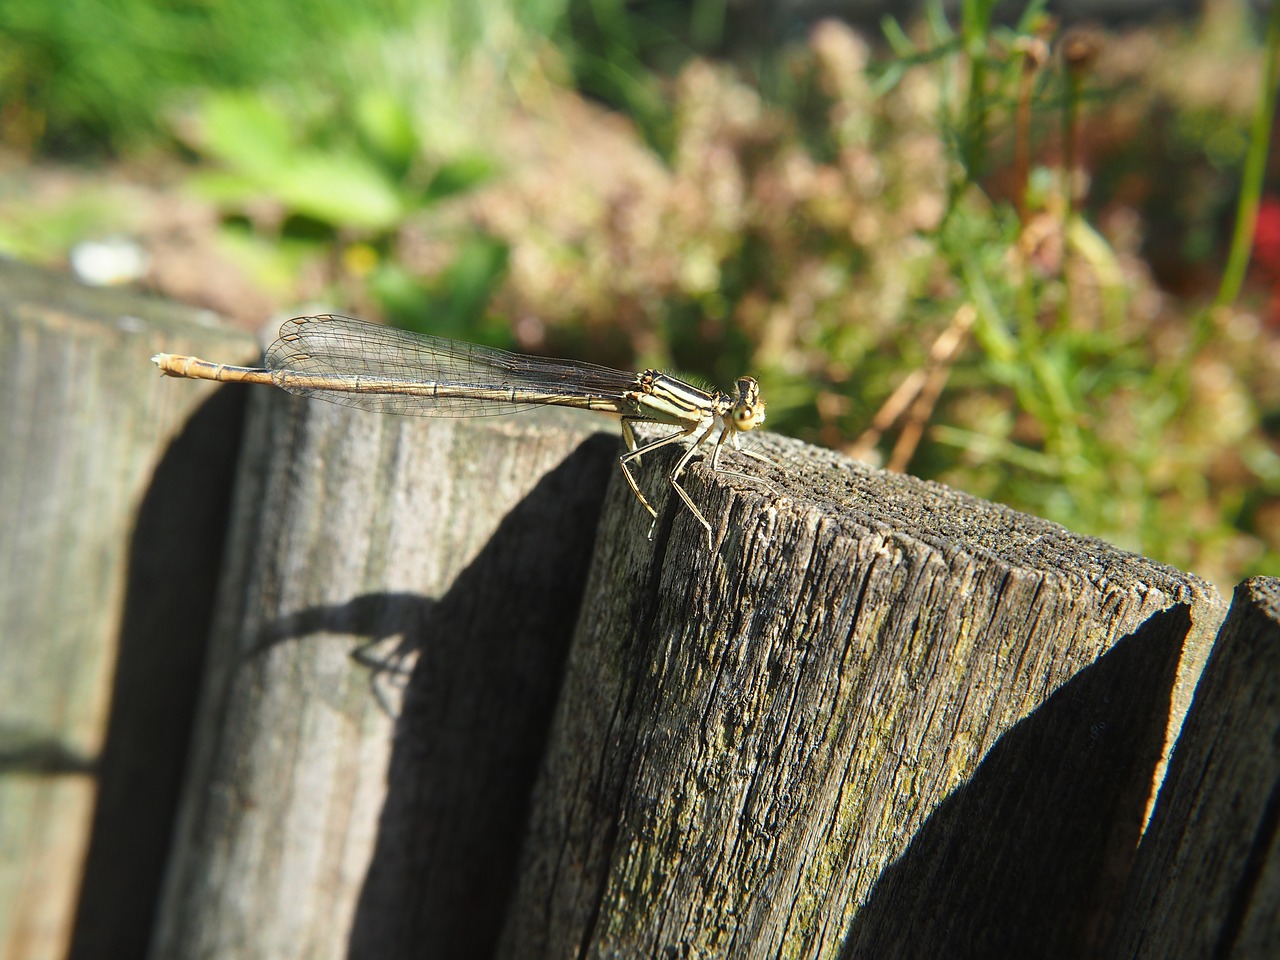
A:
[3, 255, 1252, 959]
[496, 432, 1226, 960]
[0, 259, 254, 960]
[148, 385, 617, 960]
[1104, 577, 1280, 960]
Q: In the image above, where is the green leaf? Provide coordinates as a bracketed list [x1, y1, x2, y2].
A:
[273, 152, 405, 230]
[187, 90, 406, 230]
[355, 90, 419, 172]
[880, 15, 915, 58]
[424, 154, 500, 203]
[193, 91, 295, 176]
[379, 236, 510, 337]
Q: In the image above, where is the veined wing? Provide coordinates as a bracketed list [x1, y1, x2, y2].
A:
[264, 315, 644, 417]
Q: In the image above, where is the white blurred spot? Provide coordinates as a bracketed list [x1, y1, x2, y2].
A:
[70, 237, 149, 286]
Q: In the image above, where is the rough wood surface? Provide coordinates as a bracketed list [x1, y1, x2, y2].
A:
[495, 431, 1226, 960]
[1104, 576, 1280, 960]
[6, 255, 1240, 959]
[149, 386, 617, 960]
[0, 259, 255, 960]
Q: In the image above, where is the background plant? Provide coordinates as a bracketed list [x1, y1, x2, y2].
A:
[0, 0, 1275, 589]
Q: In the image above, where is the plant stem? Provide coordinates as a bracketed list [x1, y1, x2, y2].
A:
[1216, 0, 1280, 308]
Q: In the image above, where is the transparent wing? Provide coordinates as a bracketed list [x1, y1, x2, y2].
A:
[264, 315, 643, 417]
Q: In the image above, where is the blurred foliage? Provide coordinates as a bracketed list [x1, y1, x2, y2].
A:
[0, 0, 575, 154]
[0, 0, 1277, 588]
[0, 0, 412, 153]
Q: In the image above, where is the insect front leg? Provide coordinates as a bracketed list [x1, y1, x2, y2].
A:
[620, 417, 643, 460]
[618, 425, 698, 522]
[667, 420, 720, 549]
[712, 424, 780, 498]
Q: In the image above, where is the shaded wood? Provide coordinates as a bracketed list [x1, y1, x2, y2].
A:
[0, 259, 255, 960]
[496, 431, 1226, 959]
[1104, 576, 1280, 960]
[3, 255, 1246, 959]
[149, 385, 617, 960]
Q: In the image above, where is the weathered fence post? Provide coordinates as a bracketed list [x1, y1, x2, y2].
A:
[6, 259, 1263, 958]
[0, 259, 255, 960]
[148, 381, 617, 960]
[1104, 576, 1280, 960]
[495, 434, 1225, 958]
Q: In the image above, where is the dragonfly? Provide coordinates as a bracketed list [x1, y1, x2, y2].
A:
[153, 315, 773, 546]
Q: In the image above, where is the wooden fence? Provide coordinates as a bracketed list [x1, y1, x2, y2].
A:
[1, 259, 1276, 959]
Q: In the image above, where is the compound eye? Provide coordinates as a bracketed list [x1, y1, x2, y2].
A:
[730, 377, 765, 430]
[733, 403, 763, 430]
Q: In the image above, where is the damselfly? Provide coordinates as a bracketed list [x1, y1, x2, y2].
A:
[153, 315, 771, 546]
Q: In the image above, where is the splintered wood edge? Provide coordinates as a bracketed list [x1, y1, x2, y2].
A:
[648, 428, 1226, 790]
[502, 424, 1229, 959]
[657, 429, 1221, 606]
[1102, 576, 1280, 958]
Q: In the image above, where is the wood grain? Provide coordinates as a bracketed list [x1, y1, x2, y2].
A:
[0, 259, 255, 960]
[3, 258, 1242, 959]
[149, 387, 617, 960]
[496, 430, 1225, 959]
[1104, 577, 1280, 960]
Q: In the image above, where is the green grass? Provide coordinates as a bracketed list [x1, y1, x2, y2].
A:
[1, 0, 1276, 587]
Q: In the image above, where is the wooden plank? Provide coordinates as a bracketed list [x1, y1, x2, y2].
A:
[0, 259, 256, 960]
[1104, 576, 1280, 960]
[495, 431, 1226, 959]
[148, 387, 617, 960]
[3, 259, 1240, 957]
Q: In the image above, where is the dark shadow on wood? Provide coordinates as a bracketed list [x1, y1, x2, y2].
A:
[67, 387, 248, 960]
[841, 603, 1191, 960]
[352, 434, 614, 960]
[0, 731, 97, 775]
[217, 433, 617, 960]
